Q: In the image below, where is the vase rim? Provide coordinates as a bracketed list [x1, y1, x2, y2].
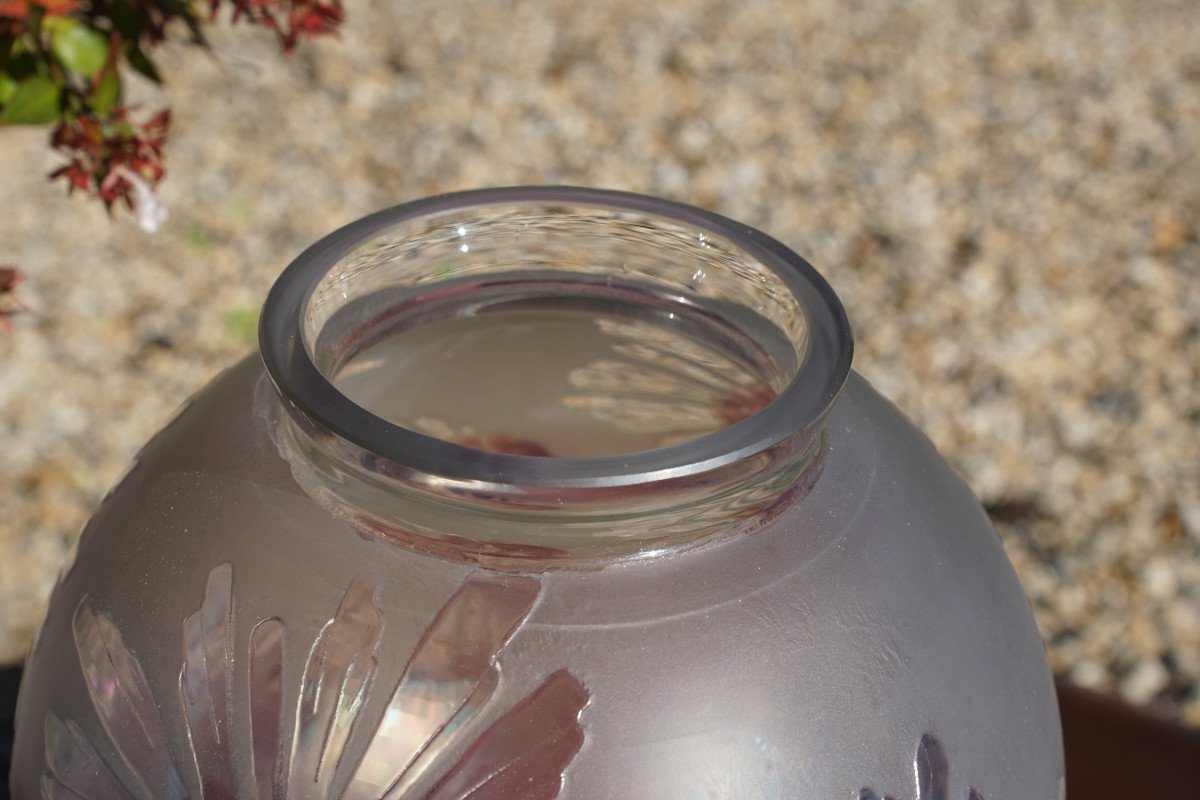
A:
[259, 185, 853, 489]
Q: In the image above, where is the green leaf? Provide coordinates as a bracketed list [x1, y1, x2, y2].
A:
[89, 63, 120, 113]
[126, 46, 162, 84]
[0, 73, 16, 105]
[0, 75, 61, 125]
[50, 21, 109, 77]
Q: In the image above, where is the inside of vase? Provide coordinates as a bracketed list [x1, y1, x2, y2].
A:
[303, 198, 809, 458]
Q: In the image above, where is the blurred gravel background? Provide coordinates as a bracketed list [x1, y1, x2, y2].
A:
[1, 0, 1198, 721]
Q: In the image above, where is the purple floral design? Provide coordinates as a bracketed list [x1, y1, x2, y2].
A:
[43, 565, 588, 799]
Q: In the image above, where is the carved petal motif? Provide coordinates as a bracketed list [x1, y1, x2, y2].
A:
[915, 734, 949, 800]
[376, 665, 501, 800]
[42, 713, 132, 800]
[858, 735, 984, 800]
[344, 574, 540, 799]
[70, 602, 188, 799]
[249, 618, 286, 800]
[422, 669, 589, 800]
[857, 790, 895, 800]
[179, 563, 236, 799]
[289, 578, 384, 799]
[44, 564, 588, 800]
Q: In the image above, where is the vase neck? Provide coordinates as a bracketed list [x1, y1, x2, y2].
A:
[260, 187, 852, 568]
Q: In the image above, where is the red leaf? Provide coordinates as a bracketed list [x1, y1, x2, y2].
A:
[0, 0, 27, 20]
[39, 0, 80, 14]
[0, 266, 28, 332]
[47, 106, 170, 222]
[0, 0, 79, 18]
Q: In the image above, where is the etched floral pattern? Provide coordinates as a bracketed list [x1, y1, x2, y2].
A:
[43, 565, 588, 799]
[858, 734, 984, 800]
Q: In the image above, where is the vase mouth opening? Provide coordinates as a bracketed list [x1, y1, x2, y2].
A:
[263, 186, 851, 483]
[260, 187, 851, 561]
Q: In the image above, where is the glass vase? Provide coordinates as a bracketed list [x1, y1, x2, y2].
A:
[11, 187, 1063, 799]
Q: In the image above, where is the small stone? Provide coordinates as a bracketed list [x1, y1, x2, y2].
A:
[1121, 659, 1169, 706]
[1152, 213, 1190, 257]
